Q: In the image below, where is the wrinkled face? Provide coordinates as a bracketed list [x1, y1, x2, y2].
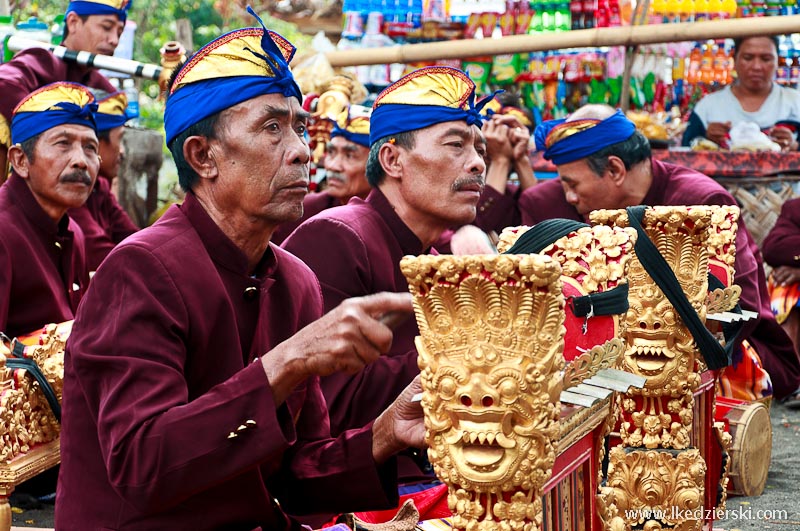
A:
[557, 159, 621, 215]
[735, 37, 778, 94]
[396, 121, 487, 229]
[18, 124, 100, 219]
[623, 231, 704, 391]
[65, 13, 124, 56]
[206, 93, 310, 225]
[424, 344, 546, 486]
[324, 135, 370, 201]
[99, 126, 124, 178]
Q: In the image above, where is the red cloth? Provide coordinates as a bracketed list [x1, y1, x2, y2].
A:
[68, 174, 138, 272]
[0, 173, 88, 338]
[57, 192, 398, 529]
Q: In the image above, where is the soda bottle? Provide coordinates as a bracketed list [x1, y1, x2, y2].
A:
[650, 0, 667, 23]
[582, 0, 598, 27]
[529, 3, 545, 33]
[570, 0, 584, 28]
[665, 0, 682, 22]
[556, 2, 572, 31]
[680, 0, 696, 22]
[686, 44, 702, 84]
[700, 43, 715, 84]
[695, 0, 710, 20]
[596, 0, 611, 26]
[713, 43, 728, 83]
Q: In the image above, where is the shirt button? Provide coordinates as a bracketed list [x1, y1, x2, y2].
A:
[55, 242, 62, 250]
[244, 286, 258, 300]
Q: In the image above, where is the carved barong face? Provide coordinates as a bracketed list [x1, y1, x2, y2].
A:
[401, 254, 565, 530]
[591, 207, 713, 395]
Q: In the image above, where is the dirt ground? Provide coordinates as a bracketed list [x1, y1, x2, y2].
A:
[10, 401, 800, 529]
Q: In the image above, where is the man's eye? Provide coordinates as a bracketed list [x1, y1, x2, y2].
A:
[296, 124, 307, 135]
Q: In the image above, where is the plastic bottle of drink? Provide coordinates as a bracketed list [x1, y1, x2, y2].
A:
[596, 0, 610, 26]
[694, 0, 710, 19]
[529, 2, 545, 33]
[665, 0, 682, 22]
[570, 0, 584, 28]
[608, 0, 622, 24]
[721, 0, 739, 16]
[707, 0, 725, 17]
[686, 44, 702, 84]
[582, 0, 598, 27]
[700, 43, 715, 84]
[680, 0, 696, 21]
[650, 0, 667, 22]
[122, 78, 140, 126]
[713, 43, 728, 83]
[765, 0, 781, 15]
[541, 2, 556, 31]
[556, 2, 572, 31]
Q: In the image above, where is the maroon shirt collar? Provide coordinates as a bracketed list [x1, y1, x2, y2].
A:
[365, 187, 427, 255]
[180, 191, 277, 278]
[640, 159, 667, 207]
[7, 171, 71, 236]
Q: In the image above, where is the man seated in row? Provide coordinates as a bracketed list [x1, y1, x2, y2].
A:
[56, 17, 424, 529]
[0, 82, 99, 339]
[68, 89, 138, 272]
[283, 66, 489, 503]
[271, 105, 372, 244]
[0, 0, 129, 174]
[518, 103, 800, 406]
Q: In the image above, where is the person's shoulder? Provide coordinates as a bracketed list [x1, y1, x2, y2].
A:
[111, 205, 194, 257]
[659, 161, 734, 202]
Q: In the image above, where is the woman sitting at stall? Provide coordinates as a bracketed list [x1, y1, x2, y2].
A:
[681, 36, 800, 152]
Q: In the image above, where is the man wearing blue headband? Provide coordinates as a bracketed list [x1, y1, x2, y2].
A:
[0, 82, 99, 339]
[0, 0, 127, 176]
[519, 103, 800, 408]
[57, 18, 423, 530]
[282, 66, 488, 519]
[272, 105, 373, 244]
[68, 90, 138, 272]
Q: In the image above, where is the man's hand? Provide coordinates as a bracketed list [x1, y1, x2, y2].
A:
[706, 121, 731, 147]
[769, 125, 798, 152]
[263, 292, 413, 405]
[482, 117, 514, 163]
[371, 376, 425, 463]
[771, 265, 800, 286]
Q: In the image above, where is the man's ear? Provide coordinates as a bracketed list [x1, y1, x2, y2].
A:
[183, 136, 219, 181]
[605, 155, 627, 186]
[377, 141, 403, 180]
[63, 12, 82, 44]
[7, 144, 30, 179]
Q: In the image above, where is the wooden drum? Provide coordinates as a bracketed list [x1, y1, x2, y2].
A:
[715, 396, 772, 497]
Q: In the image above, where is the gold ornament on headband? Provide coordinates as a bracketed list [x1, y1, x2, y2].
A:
[545, 119, 601, 149]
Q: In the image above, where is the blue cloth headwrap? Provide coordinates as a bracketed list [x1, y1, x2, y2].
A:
[534, 109, 636, 165]
[12, 101, 98, 144]
[369, 90, 500, 146]
[330, 123, 370, 148]
[94, 109, 133, 132]
[164, 7, 302, 146]
[66, 1, 130, 24]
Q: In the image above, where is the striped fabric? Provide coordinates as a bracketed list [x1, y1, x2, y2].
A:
[768, 277, 800, 325]
[718, 339, 774, 401]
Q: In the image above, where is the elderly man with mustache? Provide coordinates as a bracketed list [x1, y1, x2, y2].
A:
[271, 106, 372, 244]
[282, 66, 488, 516]
[0, 82, 99, 338]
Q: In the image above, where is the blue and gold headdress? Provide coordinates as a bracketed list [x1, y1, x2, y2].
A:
[369, 66, 494, 146]
[534, 109, 636, 165]
[330, 106, 371, 148]
[94, 91, 131, 132]
[65, 0, 131, 24]
[164, 8, 302, 146]
[481, 96, 533, 128]
[11, 82, 97, 145]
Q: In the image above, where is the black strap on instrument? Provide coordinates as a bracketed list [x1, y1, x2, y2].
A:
[503, 218, 630, 321]
[626, 206, 730, 370]
[503, 218, 589, 254]
[5, 342, 62, 423]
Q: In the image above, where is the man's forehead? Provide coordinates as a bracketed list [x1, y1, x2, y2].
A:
[44, 124, 98, 139]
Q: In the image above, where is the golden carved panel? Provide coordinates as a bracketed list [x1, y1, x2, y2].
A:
[401, 254, 565, 531]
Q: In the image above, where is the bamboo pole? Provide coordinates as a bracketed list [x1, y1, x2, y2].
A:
[325, 16, 800, 67]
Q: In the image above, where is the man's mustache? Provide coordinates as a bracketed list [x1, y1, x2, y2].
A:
[327, 172, 346, 183]
[60, 171, 92, 186]
[452, 175, 485, 193]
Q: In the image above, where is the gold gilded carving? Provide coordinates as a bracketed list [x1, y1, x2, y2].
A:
[706, 206, 739, 279]
[309, 75, 354, 164]
[401, 254, 565, 531]
[706, 286, 742, 314]
[619, 394, 694, 450]
[605, 447, 706, 531]
[562, 338, 625, 390]
[590, 207, 711, 398]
